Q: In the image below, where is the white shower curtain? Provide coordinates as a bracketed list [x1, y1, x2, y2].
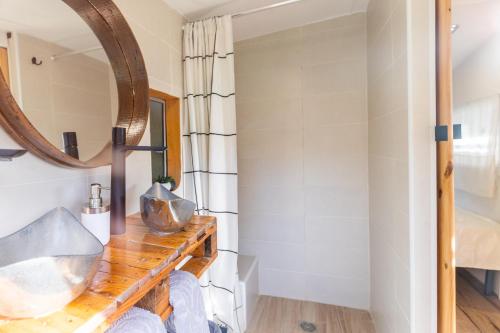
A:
[182, 16, 240, 332]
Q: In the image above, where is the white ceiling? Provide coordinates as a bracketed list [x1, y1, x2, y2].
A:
[452, 0, 500, 67]
[163, 0, 235, 18]
[164, 0, 370, 41]
[0, 0, 108, 61]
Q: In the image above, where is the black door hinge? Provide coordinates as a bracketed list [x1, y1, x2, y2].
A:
[435, 124, 462, 142]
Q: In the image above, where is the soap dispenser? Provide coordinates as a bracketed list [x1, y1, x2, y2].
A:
[81, 183, 110, 245]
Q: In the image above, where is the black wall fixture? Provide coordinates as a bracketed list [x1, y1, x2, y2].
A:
[31, 57, 43, 66]
[63, 132, 79, 160]
[435, 124, 462, 142]
[0, 149, 27, 161]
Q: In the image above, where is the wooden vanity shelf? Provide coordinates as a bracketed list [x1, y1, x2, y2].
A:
[0, 214, 217, 333]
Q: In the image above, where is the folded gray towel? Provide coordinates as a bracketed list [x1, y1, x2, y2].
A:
[106, 271, 214, 333]
[165, 270, 210, 333]
[208, 320, 223, 333]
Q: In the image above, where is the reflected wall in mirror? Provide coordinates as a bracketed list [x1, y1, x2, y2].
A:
[452, 0, 500, 331]
[0, 0, 118, 162]
[0, 0, 149, 168]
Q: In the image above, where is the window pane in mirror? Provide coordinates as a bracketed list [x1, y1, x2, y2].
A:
[150, 99, 166, 181]
[0, 0, 118, 162]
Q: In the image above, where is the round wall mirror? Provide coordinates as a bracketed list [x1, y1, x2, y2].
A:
[0, 0, 149, 168]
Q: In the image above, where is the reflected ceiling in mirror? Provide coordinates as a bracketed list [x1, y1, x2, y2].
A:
[452, 0, 500, 67]
[0, 0, 118, 162]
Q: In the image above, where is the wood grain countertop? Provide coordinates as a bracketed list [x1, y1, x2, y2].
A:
[0, 213, 218, 333]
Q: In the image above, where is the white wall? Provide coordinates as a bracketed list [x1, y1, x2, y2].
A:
[367, 0, 411, 330]
[235, 13, 370, 310]
[408, 0, 437, 331]
[368, 0, 436, 332]
[0, 0, 184, 237]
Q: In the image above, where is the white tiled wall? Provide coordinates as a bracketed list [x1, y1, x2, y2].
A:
[367, 0, 437, 332]
[367, 0, 411, 331]
[408, 1, 438, 331]
[235, 13, 370, 310]
[0, 0, 184, 237]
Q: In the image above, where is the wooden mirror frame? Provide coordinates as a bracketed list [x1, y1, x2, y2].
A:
[0, 0, 149, 168]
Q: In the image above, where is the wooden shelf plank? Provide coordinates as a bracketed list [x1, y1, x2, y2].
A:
[160, 306, 173, 321]
[180, 256, 216, 279]
[0, 214, 217, 333]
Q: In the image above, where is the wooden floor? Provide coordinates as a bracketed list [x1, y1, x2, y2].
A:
[457, 272, 500, 332]
[247, 296, 375, 333]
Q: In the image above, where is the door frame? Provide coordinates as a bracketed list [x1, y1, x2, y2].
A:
[436, 0, 456, 332]
[0, 47, 9, 87]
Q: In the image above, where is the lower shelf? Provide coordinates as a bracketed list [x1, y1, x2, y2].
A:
[181, 256, 216, 279]
[134, 227, 218, 324]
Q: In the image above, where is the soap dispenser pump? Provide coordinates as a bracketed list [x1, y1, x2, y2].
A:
[81, 183, 111, 245]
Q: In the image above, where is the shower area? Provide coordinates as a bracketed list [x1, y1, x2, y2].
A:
[219, 0, 436, 331]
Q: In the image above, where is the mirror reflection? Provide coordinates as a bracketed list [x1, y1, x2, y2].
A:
[452, 0, 500, 330]
[0, 0, 118, 161]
